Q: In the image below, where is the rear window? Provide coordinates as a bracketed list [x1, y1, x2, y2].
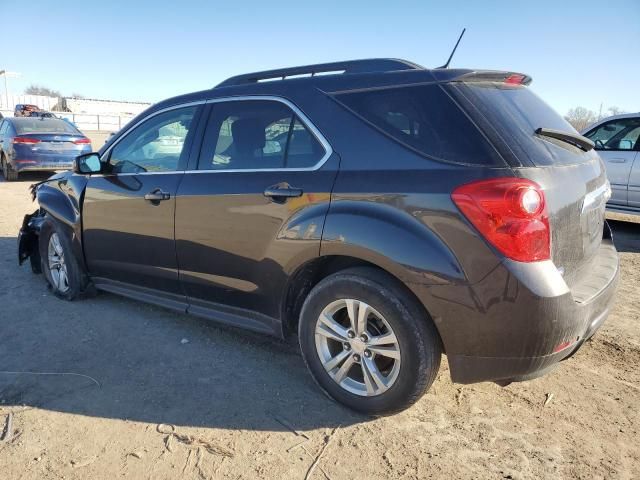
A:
[447, 83, 593, 166]
[334, 84, 503, 166]
[13, 118, 79, 135]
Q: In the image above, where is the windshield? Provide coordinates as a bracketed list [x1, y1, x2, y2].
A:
[448, 82, 595, 166]
[13, 118, 80, 135]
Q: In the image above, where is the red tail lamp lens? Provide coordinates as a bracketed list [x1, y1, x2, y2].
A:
[452, 178, 550, 262]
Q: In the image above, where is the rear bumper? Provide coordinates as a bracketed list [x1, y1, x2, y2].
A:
[415, 223, 620, 385]
[14, 161, 74, 172]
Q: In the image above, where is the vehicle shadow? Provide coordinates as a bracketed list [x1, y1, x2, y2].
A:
[609, 220, 640, 253]
[0, 236, 364, 432]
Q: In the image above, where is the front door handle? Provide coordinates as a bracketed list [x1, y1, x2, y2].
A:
[144, 188, 171, 202]
[264, 183, 303, 202]
[609, 158, 627, 163]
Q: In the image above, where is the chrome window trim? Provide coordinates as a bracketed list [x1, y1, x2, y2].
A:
[98, 95, 333, 176]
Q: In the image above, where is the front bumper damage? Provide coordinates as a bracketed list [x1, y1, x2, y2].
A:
[18, 210, 45, 270]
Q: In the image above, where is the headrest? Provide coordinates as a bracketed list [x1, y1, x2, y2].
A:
[231, 118, 265, 153]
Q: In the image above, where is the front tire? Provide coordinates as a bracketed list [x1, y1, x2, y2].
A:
[298, 267, 442, 415]
[39, 218, 88, 300]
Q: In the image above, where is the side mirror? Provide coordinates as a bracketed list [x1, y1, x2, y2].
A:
[74, 152, 103, 174]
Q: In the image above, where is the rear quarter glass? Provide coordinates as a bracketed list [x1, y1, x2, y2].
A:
[332, 83, 505, 167]
[447, 82, 597, 167]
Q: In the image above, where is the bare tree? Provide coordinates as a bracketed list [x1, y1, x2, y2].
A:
[607, 106, 626, 117]
[565, 106, 597, 131]
[24, 84, 61, 98]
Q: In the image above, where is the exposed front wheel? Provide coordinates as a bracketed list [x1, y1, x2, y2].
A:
[39, 218, 88, 300]
[299, 267, 442, 415]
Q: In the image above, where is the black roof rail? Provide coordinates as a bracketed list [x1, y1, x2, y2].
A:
[215, 58, 424, 88]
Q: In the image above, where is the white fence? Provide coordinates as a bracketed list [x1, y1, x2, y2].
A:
[0, 93, 59, 111]
[0, 110, 135, 133]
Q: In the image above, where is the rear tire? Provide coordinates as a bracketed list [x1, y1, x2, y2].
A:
[1, 155, 18, 181]
[298, 267, 442, 415]
[39, 217, 88, 300]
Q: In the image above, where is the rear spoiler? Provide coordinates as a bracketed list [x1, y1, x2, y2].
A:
[451, 71, 533, 86]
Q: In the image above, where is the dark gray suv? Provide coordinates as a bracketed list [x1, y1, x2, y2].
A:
[18, 59, 619, 414]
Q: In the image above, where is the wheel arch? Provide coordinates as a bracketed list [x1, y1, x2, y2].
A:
[281, 255, 445, 352]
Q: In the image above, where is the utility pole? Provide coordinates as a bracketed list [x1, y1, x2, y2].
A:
[0, 70, 7, 109]
[0, 70, 22, 110]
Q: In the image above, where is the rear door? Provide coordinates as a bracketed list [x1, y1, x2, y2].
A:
[83, 103, 203, 302]
[175, 97, 338, 325]
[583, 117, 640, 206]
[627, 149, 640, 209]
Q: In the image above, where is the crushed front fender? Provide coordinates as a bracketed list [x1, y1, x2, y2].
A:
[18, 209, 45, 268]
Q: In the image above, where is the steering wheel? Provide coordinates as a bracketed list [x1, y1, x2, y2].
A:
[594, 139, 605, 149]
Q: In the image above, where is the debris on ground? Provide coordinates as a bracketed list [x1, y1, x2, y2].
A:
[157, 423, 233, 458]
[0, 412, 13, 443]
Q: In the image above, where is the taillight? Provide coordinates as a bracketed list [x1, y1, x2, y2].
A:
[452, 178, 550, 262]
[73, 138, 91, 145]
[13, 137, 40, 144]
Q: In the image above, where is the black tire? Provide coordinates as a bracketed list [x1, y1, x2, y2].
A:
[1, 155, 18, 181]
[39, 217, 89, 300]
[298, 267, 442, 415]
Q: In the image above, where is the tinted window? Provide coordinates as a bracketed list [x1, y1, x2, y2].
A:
[198, 100, 325, 170]
[448, 82, 595, 166]
[0, 121, 7, 135]
[109, 106, 196, 173]
[334, 84, 501, 166]
[13, 118, 79, 135]
[584, 118, 640, 151]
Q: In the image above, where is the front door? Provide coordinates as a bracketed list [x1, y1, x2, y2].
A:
[83, 104, 202, 300]
[585, 117, 640, 206]
[175, 98, 338, 326]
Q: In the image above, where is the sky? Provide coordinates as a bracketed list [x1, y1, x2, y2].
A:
[1, 0, 638, 116]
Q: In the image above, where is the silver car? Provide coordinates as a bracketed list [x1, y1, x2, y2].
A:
[583, 113, 640, 215]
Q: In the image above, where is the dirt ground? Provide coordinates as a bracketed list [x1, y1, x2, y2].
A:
[0, 172, 638, 480]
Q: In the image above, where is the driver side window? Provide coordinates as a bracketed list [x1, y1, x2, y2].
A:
[109, 106, 196, 173]
[585, 118, 640, 151]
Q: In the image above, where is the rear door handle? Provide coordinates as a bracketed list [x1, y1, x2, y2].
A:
[264, 184, 303, 202]
[144, 188, 171, 202]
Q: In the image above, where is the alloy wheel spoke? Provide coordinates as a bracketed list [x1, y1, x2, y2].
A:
[317, 313, 348, 342]
[363, 357, 388, 392]
[332, 354, 355, 383]
[368, 345, 401, 360]
[323, 349, 350, 372]
[368, 331, 398, 346]
[54, 237, 64, 256]
[59, 268, 68, 290]
[361, 361, 377, 395]
[345, 299, 370, 335]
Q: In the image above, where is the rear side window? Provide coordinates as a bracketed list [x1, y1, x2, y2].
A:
[447, 83, 595, 166]
[198, 100, 326, 170]
[334, 84, 502, 166]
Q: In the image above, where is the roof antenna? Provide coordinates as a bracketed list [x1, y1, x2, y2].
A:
[438, 28, 466, 69]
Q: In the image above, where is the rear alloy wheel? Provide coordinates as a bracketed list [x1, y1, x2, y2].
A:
[315, 299, 401, 396]
[299, 267, 442, 415]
